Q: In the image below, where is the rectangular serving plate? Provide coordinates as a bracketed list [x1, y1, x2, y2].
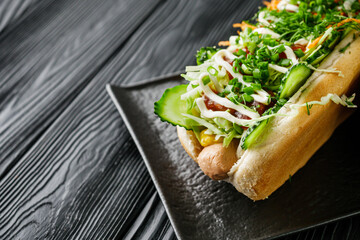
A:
[107, 74, 360, 240]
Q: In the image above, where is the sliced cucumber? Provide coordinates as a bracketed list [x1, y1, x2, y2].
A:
[154, 84, 191, 129]
[279, 63, 312, 99]
[309, 51, 329, 66]
[307, 35, 340, 66]
[241, 119, 269, 149]
[240, 98, 287, 150]
[327, 35, 340, 49]
[242, 64, 312, 149]
[341, 27, 353, 40]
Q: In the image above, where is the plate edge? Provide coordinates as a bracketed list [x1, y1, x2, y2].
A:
[106, 84, 185, 240]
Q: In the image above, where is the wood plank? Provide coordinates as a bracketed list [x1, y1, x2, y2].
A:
[116, 0, 261, 85]
[123, 192, 176, 240]
[0, 0, 44, 33]
[0, 0, 162, 177]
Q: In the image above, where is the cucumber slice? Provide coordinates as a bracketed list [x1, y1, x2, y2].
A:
[154, 84, 191, 129]
[241, 119, 269, 149]
[242, 64, 312, 149]
[341, 27, 353, 40]
[309, 51, 329, 66]
[307, 35, 339, 66]
[328, 35, 340, 49]
[279, 63, 312, 99]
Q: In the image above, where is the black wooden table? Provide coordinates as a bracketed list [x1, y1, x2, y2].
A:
[0, 0, 359, 239]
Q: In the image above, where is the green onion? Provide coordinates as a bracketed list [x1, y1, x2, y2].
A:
[228, 92, 241, 104]
[276, 45, 286, 54]
[243, 75, 254, 82]
[244, 27, 253, 35]
[271, 53, 280, 62]
[202, 76, 211, 85]
[235, 49, 247, 57]
[247, 42, 257, 54]
[218, 92, 226, 97]
[258, 61, 269, 69]
[241, 64, 252, 75]
[223, 85, 232, 94]
[253, 68, 261, 79]
[279, 59, 291, 67]
[243, 86, 255, 95]
[235, 82, 242, 89]
[251, 83, 262, 91]
[233, 82, 242, 93]
[294, 49, 305, 58]
[306, 102, 313, 115]
[207, 66, 218, 76]
[242, 93, 254, 102]
[228, 78, 238, 85]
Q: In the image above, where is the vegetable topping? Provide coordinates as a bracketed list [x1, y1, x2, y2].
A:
[154, 0, 359, 150]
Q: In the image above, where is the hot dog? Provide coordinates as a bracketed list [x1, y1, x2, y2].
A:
[155, 0, 360, 200]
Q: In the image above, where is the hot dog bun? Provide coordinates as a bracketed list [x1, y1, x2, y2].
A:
[177, 31, 360, 200]
[177, 126, 202, 163]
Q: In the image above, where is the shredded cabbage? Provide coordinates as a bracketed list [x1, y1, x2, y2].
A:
[181, 113, 223, 135]
[186, 93, 356, 137]
[307, 64, 344, 77]
[289, 93, 357, 113]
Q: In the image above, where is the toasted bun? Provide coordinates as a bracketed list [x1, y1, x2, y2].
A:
[178, 32, 360, 200]
[177, 126, 202, 163]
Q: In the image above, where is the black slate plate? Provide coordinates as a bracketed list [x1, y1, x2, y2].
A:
[106, 75, 360, 240]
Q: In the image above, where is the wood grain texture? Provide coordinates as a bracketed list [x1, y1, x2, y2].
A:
[0, 0, 44, 33]
[118, 0, 262, 86]
[0, 0, 359, 239]
[123, 192, 176, 240]
[0, 0, 162, 177]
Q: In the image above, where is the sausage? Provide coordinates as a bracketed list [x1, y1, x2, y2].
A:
[197, 140, 238, 180]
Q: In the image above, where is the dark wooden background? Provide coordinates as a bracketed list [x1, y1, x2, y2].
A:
[0, 0, 359, 239]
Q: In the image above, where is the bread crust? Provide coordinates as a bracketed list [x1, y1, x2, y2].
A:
[229, 32, 360, 200]
[177, 126, 202, 163]
[178, 32, 360, 200]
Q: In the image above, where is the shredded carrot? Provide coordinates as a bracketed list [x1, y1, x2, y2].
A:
[332, 18, 360, 28]
[263, 1, 271, 8]
[271, 0, 281, 10]
[263, 0, 281, 10]
[307, 35, 322, 49]
[312, 12, 327, 19]
[218, 41, 230, 46]
[233, 21, 257, 31]
[308, 18, 360, 49]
